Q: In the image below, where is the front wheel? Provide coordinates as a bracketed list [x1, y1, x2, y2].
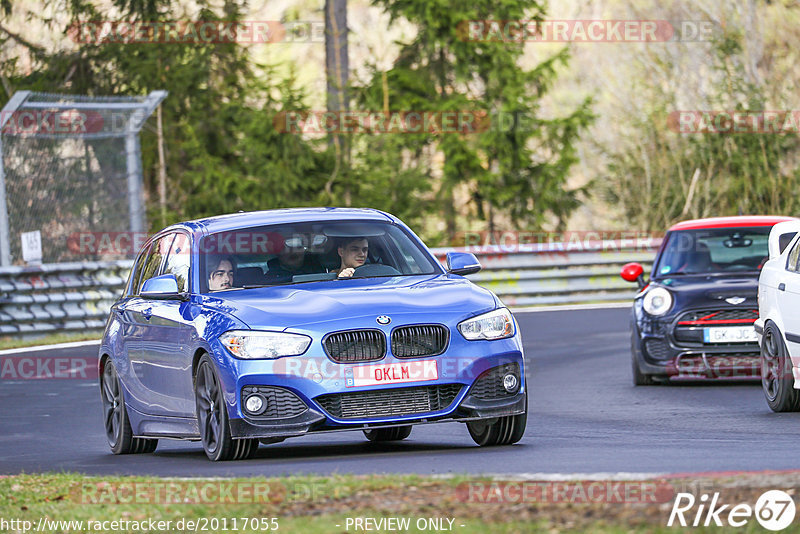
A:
[761, 324, 800, 412]
[631, 331, 656, 386]
[363, 426, 412, 442]
[195, 355, 258, 461]
[466, 394, 527, 446]
[100, 360, 157, 454]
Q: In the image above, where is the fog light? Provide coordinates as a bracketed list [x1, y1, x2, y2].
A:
[245, 394, 265, 415]
[502, 373, 519, 393]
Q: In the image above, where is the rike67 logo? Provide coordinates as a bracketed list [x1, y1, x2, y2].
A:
[668, 490, 796, 531]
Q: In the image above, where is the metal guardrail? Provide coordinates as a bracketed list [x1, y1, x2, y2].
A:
[0, 260, 132, 335]
[0, 240, 659, 336]
[431, 239, 661, 307]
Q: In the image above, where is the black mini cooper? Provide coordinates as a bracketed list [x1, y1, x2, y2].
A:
[621, 216, 796, 385]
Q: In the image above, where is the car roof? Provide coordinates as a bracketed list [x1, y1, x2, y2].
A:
[668, 215, 797, 232]
[165, 207, 398, 235]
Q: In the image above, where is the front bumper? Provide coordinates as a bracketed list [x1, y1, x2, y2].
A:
[226, 347, 526, 439]
[229, 388, 527, 439]
[636, 307, 761, 380]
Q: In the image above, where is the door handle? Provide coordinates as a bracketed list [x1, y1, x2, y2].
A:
[779, 283, 786, 291]
[142, 307, 153, 320]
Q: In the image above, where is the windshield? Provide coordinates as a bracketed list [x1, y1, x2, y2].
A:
[654, 227, 771, 278]
[200, 220, 441, 292]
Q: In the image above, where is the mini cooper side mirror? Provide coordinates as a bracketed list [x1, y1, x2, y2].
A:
[446, 252, 482, 276]
[141, 274, 185, 299]
[620, 262, 645, 288]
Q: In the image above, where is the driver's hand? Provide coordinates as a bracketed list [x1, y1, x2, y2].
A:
[338, 267, 355, 278]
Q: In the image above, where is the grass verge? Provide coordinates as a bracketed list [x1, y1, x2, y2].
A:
[0, 332, 100, 351]
[2, 472, 798, 532]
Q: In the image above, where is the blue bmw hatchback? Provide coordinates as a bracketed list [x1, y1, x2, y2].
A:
[99, 208, 527, 460]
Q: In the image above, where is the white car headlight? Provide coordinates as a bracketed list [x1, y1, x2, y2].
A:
[642, 287, 673, 316]
[458, 308, 515, 340]
[220, 330, 311, 359]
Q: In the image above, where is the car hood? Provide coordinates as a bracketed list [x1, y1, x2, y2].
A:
[201, 274, 498, 330]
[650, 273, 758, 309]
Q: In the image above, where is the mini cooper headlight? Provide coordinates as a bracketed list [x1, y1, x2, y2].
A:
[220, 330, 311, 359]
[458, 308, 515, 340]
[642, 287, 673, 316]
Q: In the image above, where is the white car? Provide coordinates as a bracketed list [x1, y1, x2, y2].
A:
[756, 219, 800, 411]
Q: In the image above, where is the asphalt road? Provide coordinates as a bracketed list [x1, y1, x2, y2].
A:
[2, 307, 798, 477]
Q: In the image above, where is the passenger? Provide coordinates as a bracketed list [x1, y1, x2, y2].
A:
[266, 237, 317, 280]
[207, 256, 235, 291]
[336, 237, 368, 278]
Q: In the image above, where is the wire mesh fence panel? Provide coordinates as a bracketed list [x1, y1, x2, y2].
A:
[0, 91, 166, 265]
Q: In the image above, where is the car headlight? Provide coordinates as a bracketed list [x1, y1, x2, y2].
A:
[219, 330, 311, 359]
[642, 287, 673, 316]
[458, 308, 515, 340]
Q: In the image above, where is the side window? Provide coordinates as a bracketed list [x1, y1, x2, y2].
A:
[779, 232, 797, 255]
[163, 233, 191, 292]
[127, 243, 151, 297]
[787, 240, 800, 273]
[135, 234, 175, 294]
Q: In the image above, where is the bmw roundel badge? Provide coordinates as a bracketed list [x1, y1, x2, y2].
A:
[376, 315, 391, 325]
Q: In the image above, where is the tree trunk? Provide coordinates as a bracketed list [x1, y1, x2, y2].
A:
[324, 0, 350, 205]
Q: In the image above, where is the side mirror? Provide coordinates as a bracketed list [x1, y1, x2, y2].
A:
[446, 252, 481, 276]
[620, 262, 645, 289]
[141, 274, 184, 299]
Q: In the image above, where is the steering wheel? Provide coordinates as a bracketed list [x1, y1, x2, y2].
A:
[353, 264, 401, 276]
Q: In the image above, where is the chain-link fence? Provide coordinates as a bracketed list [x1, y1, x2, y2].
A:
[0, 90, 166, 265]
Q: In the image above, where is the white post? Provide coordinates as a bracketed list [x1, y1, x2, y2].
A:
[0, 91, 32, 266]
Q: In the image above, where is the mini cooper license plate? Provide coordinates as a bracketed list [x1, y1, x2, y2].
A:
[703, 326, 758, 343]
[345, 360, 438, 387]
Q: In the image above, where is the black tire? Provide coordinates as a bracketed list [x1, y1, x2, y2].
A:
[195, 354, 258, 461]
[467, 393, 527, 446]
[761, 324, 800, 412]
[100, 359, 158, 454]
[363, 426, 412, 442]
[631, 330, 656, 386]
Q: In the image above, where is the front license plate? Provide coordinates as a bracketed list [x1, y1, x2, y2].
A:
[703, 326, 758, 343]
[345, 360, 438, 388]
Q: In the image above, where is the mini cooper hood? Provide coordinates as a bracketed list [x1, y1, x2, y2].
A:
[650, 274, 758, 308]
[202, 274, 498, 329]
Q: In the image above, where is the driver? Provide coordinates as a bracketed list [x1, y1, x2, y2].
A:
[208, 256, 235, 291]
[336, 237, 368, 278]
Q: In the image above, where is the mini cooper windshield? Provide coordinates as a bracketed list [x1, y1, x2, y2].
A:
[200, 220, 441, 291]
[654, 227, 771, 278]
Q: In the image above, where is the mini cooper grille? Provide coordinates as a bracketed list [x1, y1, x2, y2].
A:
[241, 386, 308, 419]
[678, 309, 758, 324]
[674, 308, 759, 346]
[323, 330, 386, 363]
[314, 384, 463, 419]
[469, 363, 521, 399]
[391, 325, 449, 358]
[645, 339, 671, 360]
